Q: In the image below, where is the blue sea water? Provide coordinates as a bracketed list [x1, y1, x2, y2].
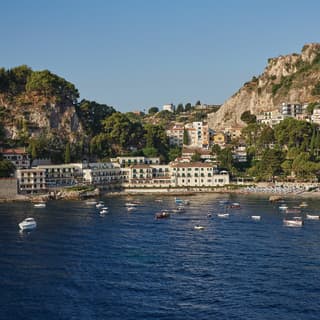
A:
[1, 193, 320, 320]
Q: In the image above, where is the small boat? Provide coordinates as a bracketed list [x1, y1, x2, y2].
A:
[125, 202, 138, 207]
[194, 225, 205, 230]
[306, 214, 319, 220]
[175, 205, 185, 213]
[283, 218, 303, 227]
[230, 202, 240, 209]
[299, 202, 308, 208]
[96, 202, 104, 209]
[285, 208, 301, 214]
[155, 199, 163, 202]
[207, 213, 212, 217]
[19, 217, 37, 231]
[155, 211, 170, 219]
[127, 206, 136, 212]
[34, 203, 46, 208]
[85, 200, 97, 205]
[100, 209, 108, 215]
[175, 198, 189, 205]
[279, 204, 288, 210]
[251, 215, 261, 220]
[217, 213, 229, 218]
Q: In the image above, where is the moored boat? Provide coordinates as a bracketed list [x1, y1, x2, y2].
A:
[155, 211, 170, 219]
[283, 218, 303, 227]
[285, 208, 301, 214]
[230, 202, 240, 209]
[85, 200, 97, 205]
[299, 202, 308, 208]
[19, 217, 37, 231]
[194, 225, 205, 230]
[175, 198, 189, 205]
[217, 213, 229, 218]
[34, 203, 46, 208]
[306, 214, 319, 220]
[251, 215, 261, 220]
[279, 204, 288, 210]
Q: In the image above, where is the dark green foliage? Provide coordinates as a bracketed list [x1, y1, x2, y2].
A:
[76, 99, 115, 136]
[184, 103, 192, 112]
[0, 159, 15, 177]
[240, 111, 256, 124]
[183, 129, 189, 145]
[274, 118, 314, 150]
[176, 104, 184, 113]
[148, 107, 159, 114]
[168, 147, 182, 162]
[191, 151, 201, 162]
[26, 70, 79, 103]
[64, 143, 71, 163]
[311, 81, 320, 96]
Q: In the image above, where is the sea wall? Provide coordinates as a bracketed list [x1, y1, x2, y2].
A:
[0, 178, 18, 200]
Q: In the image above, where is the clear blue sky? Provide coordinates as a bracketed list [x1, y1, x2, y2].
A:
[1, 0, 320, 112]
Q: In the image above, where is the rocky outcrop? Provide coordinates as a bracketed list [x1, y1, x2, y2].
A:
[208, 43, 320, 130]
[1, 93, 83, 143]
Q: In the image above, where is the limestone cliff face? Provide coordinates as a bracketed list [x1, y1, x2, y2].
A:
[208, 43, 320, 130]
[1, 93, 83, 143]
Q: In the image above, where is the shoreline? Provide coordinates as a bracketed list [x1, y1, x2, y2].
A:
[1, 187, 320, 203]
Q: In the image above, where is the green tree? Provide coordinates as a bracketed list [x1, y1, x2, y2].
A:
[240, 111, 257, 124]
[191, 151, 201, 162]
[176, 103, 184, 113]
[64, 143, 71, 163]
[76, 99, 115, 136]
[217, 147, 234, 171]
[148, 107, 159, 115]
[184, 103, 192, 112]
[0, 160, 15, 177]
[183, 129, 189, 145]
[168, 147, 182, 162]
[26, 70, 79, 103]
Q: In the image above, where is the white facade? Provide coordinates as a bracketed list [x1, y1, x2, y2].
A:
[82, 162, 128, 185]
[311, 108, 320, 125]
[36, 163, 84, 187]
[163, 104, 175, 112]
[184, 122, 209, 147]
[16, 168, 46, 193]
[170, 162, 229, 187]
[166, 123, 184, 147]
[1, 148, 30, 169]
[111, 156, 160, 167]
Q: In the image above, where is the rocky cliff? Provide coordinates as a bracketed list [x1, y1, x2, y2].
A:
[0, 66, 84, 144]
[1, 93, 82, 143]
[208, 43, 320, 130]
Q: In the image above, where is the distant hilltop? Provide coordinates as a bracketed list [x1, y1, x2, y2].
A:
[208, 43, 320, 129]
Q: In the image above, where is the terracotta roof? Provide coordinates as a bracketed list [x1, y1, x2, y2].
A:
[131, 164, 152, 169]
[1, 148, 28, 155]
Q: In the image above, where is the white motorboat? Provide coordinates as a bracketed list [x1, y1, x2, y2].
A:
[34, 203, 46, 208]
[283, 218, 303, 227]
[217, 213, 229, 218]
[194, 225, 205, 230]
[85, 200, 97, 205]
[96, 203, 104, 209]
[19, 217, 37, 231]
[279, 204, 288, 210]
[125, 202, 138, 207]
[251, 215, 261, 220]
[100, 209, 108, 215]
[306, 214, 319, 220]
